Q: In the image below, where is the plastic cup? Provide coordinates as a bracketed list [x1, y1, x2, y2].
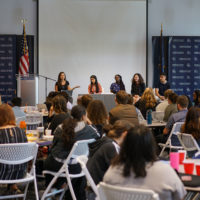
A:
[183, 160, 194, 174]
[45, 129, 52, 136]
[178, 150, 186, 164]
[196, 164, 200, 176]
[37, 127, 44, 139]
[170, 152, 179, 171]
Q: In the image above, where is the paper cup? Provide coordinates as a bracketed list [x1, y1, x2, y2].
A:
[196, 163, 200, 176]
[45, 129, 52, 136]
[37, 127, 44, 139]
[178, 150, 186, 164]
[170, 152, 179, 171]
[183, 160, 194, 175]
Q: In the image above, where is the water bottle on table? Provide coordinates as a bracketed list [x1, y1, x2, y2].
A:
[146, 109, 152, 125]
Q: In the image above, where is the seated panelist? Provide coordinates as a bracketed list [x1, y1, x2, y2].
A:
[88, 75, 102, 94]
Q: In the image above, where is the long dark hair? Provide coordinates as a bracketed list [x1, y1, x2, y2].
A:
[57, 72, 66, 85]
[87, 100, 107, 125]
[62, 105, 86, 148]
[90, 75, 99, 93]
[132, 73, 144, 85]
[181, 107, 200, 140]
[193, 90, 200, 106]
[112, 125, 157, 178]
[115, 74, 125, 91]
[52, 95, 67, 114]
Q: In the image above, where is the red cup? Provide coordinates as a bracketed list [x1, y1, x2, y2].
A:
[178, 150, 186, 164]
[196, 164, 200, 176]
[183, 161, 194, 174]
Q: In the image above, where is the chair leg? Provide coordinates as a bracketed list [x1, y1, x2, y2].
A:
[65, 168, 76, 200]
[41, 172, 62, 200]
[23, 182, 30, 200]
[34, 176, 39, 200]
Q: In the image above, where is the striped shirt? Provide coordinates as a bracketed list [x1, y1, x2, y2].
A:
[0, 126, 27, 180]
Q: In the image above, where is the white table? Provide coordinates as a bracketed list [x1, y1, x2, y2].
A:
[140, 120, 166, 128]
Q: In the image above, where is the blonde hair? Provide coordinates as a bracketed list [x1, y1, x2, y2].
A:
[141, 88, 157, 108]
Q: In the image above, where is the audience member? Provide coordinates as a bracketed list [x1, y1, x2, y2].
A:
[0, 104, 27, 194]
[48, 95, 70, 134]
[88, 75, 102, 94]
[103, 125, 186, 200]
[44, 105, 99, 200]
[81, 94, 93, 109]
[159, 95, 188, 143]
[127, 94, 134, 105]
[186, 95, 193, 110]
[181, 107, 200, 146]
[87, 120, 133, 185]
[59, 91, 73, 111]
[156, 89, 173, 112]
[109, 91, 139, 125]
[163, 93, 178, 122]
[11, 97, 26, 118]
[193, 90, 200, 107]
[135, 88, 157, 119]
[87, 100, 108, 136]
[155, 73, 170, 101]
[110, 74, 125, 94]
[131, 73, 145, 97]
[45, 91, 59, 112]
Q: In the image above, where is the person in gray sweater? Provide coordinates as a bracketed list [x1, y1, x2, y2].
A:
[103, 125, 186, 200]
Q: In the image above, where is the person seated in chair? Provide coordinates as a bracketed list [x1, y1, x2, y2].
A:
[0, 104, 27, 194]
[103, 125, 186, 200]
[44, 105, 99, 200]
[11, 97, 26, 119]
[155, 73, 170, 101]
[109, 91, 139, 126]
[156, 95, 188, 144]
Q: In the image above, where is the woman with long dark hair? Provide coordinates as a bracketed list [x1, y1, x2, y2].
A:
[104, 125, 186, 200]
[44, 105, 99, 199]
[87, 100, 108, 136]
[131, 73, 145, 96]
[181, 107, 200, 146]
[55, 72, 80, 92]
[110, 74, 125, 94]
[193, 90, 200, 107]
[88, 75, 102, 94]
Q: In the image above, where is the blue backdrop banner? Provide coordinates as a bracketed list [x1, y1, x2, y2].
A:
[0, 35, 16, 103]
[168, 36, 200, 99]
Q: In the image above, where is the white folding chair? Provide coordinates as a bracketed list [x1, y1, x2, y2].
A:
[77, 155, 99, 199]
[152, 111, 164, 122]
[97, 182, 159, 200]
[177, 133, 200, 157]
[26, 113, 43, 130]
[41, 139, 95, 200]
[159, 122, 184, 157]
[0, 142, 39, 200]
[16, 116, 26, 126]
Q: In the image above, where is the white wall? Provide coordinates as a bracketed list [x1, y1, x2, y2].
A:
[148, 0, 200, 86]
[39, 0, 146, 103]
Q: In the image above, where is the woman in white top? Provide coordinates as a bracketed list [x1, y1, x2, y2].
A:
[103, 125, 186, 200]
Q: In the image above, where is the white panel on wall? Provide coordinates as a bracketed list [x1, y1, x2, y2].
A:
[148, 0, 200, 86]
[39, 0, 146, 103]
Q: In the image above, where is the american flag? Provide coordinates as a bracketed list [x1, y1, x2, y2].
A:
[19, 23, 29, 75]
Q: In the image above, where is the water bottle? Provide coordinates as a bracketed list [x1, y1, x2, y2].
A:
[146, 109, 152, 124]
